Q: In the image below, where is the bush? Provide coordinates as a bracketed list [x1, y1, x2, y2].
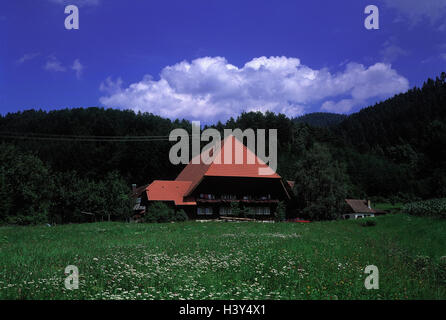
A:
[413, 255, 431, 270]
[175, 209, 189, 222]
[229, 202, 241, 217]
[145, 202, 188, 223]
[403, 198, 446, 218]
[145, 202, 173, 223]
[274, 201, 286, 222]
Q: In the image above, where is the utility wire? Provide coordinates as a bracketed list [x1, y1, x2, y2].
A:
[0, 131, 201, 138]
[0, 135, 169, 142]
[0, 131, 202, 142]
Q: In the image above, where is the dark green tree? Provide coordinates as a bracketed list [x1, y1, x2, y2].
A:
[293, 143, 349, 220]
[102, 171, 133, 221]
[0, 144, 54, 225]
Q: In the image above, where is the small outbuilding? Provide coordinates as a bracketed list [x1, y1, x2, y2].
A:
[343, 199, 377, 219]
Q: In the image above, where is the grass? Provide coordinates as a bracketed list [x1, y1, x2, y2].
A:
[0, 214, 445, 300]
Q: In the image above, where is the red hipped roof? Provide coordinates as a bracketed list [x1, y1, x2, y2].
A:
[176, 135, 281, 196]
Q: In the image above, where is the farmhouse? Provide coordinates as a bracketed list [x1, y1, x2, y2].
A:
[140, 135, 292, 219]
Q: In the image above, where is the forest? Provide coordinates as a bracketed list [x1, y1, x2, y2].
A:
[0, 72, 445, 224]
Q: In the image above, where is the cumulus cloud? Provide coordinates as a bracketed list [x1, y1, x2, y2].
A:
[99, 56, 409, 120]
[382, 0, 446, 25]
[72, 59, 84, 79]
[44, 56, 66, 72]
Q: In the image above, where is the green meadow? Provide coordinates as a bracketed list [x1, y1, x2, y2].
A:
[0, 214, 445, 300]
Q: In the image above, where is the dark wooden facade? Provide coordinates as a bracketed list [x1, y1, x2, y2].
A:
[179, 176, 289, 219]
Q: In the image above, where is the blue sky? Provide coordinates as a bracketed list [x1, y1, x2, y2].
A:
[1, 0, 446, 122]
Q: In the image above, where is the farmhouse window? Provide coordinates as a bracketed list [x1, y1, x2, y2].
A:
[221, 194, 237, 200]
[219, 207, 232, 215]
[248, 207, 270, 215]
[257, 207, 271, 215]
[199, 194, 216, 200]
[197, 207, 213, 215]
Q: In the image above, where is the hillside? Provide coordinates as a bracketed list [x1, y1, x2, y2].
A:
[293, 112, 347, 127]
[333, 73, 446, 199]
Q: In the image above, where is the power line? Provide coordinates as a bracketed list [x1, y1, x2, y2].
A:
[0, 134, 176, 142]
[0, 131, 201, 142]
[0, 131, 201, 138]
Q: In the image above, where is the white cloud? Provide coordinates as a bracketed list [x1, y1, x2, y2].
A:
[321, 99, 357, 113]
[382, 0, 446, 25]
[72, 59, 84, 79]
[43, 56, 66, 72]
[43, 56, 85, 78]
[17, 53, 40, 64]
[99, 56, 409, 120]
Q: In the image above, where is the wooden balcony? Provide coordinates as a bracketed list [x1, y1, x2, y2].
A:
[196, 198, 279, 204]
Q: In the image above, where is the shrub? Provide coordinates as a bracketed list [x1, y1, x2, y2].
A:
[403, 198, 446, 218]
[229, 202, 241, 217]
[145, 202, 174, 223]
[413, 255, 431, 270]
[145, 202, 188, 223]
[274, 201, 286, 222]
[174, 209, 188, 222]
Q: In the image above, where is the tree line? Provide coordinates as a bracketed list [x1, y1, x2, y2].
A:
[0, 72, 445, 223]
